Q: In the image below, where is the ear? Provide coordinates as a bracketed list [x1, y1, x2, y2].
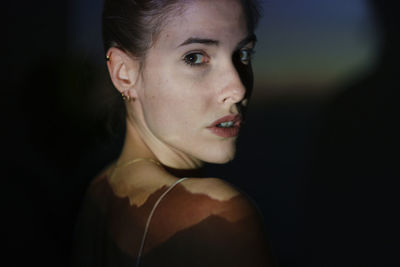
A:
[106, 47, 140, 98]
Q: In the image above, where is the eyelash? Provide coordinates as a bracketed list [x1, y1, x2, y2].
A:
[182, 48, 255, 67]
[183, 51, 209, 67]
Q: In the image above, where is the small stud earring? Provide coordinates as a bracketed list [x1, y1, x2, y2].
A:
[106, 55, 111, 61]
[121, 90, 131, 102]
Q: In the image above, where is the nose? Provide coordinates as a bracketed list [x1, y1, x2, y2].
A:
[217, 63, 247, 105]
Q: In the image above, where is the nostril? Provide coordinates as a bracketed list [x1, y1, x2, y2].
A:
[222, 86, 246, 104]
[223, 96, 232, 103]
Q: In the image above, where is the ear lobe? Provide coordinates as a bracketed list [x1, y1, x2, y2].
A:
[106, 47, 140, 95]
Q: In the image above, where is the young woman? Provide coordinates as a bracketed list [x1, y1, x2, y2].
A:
[72, 0, 275, 266]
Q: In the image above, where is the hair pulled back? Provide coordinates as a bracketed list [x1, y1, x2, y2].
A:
[101, 0, 261, 136]
[102, 0, 261, 59]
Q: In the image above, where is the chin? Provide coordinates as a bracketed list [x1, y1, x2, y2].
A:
[211, 156, 235, 164]
[202, 145, 237, 164]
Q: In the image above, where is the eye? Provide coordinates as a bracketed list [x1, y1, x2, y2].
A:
[183, 52, 209, 66]
[239, 48, 254, 65]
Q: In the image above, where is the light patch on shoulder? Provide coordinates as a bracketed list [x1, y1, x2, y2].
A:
[108, 166, 182, 208]
[127, 190, 154, 207]
[126, 177, 240, 207]
[180, 177, 240, 201]
[115, 181, 169, 208]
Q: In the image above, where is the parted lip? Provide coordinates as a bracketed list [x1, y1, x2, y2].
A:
[207, 114, 242, 128]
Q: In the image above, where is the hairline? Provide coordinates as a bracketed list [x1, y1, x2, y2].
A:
[139, 0, 257, 71]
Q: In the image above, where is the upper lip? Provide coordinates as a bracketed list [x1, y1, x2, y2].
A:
[208, 114, 242, 128]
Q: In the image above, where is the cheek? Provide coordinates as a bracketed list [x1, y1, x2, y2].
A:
[140, 53, 217, 138]
[142, 75, 201, 132]
[152, 84, 216, 144]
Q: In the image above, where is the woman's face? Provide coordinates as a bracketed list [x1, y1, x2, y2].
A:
[132, 0, 255, 167]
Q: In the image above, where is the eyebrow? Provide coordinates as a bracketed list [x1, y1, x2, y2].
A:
[178, 38, 219, 47]
[177, 33, 257, 49]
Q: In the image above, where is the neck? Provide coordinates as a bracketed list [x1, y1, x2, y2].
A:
[118, 118, 203, 171]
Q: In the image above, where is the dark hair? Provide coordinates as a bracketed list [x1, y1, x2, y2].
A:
[102, 0, 261, 135]
[103, 0, 261, 58]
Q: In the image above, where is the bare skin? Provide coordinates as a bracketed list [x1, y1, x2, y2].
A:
[85, 163, 274, 266]
[106, 0, 254, 169]
[83, 118, 274, 265]
[73, 0, 275, 266]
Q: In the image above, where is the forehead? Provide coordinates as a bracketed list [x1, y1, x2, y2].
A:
[154, 0, 248, 49]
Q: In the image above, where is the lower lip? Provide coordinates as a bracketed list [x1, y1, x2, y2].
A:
[208, 126, 240, 138]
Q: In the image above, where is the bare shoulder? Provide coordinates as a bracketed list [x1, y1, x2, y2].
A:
[145, 177, 276, 266]
[181, 177, 241, 201]
[180, 177, 258, 215]
[161, 177, 264, 226]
